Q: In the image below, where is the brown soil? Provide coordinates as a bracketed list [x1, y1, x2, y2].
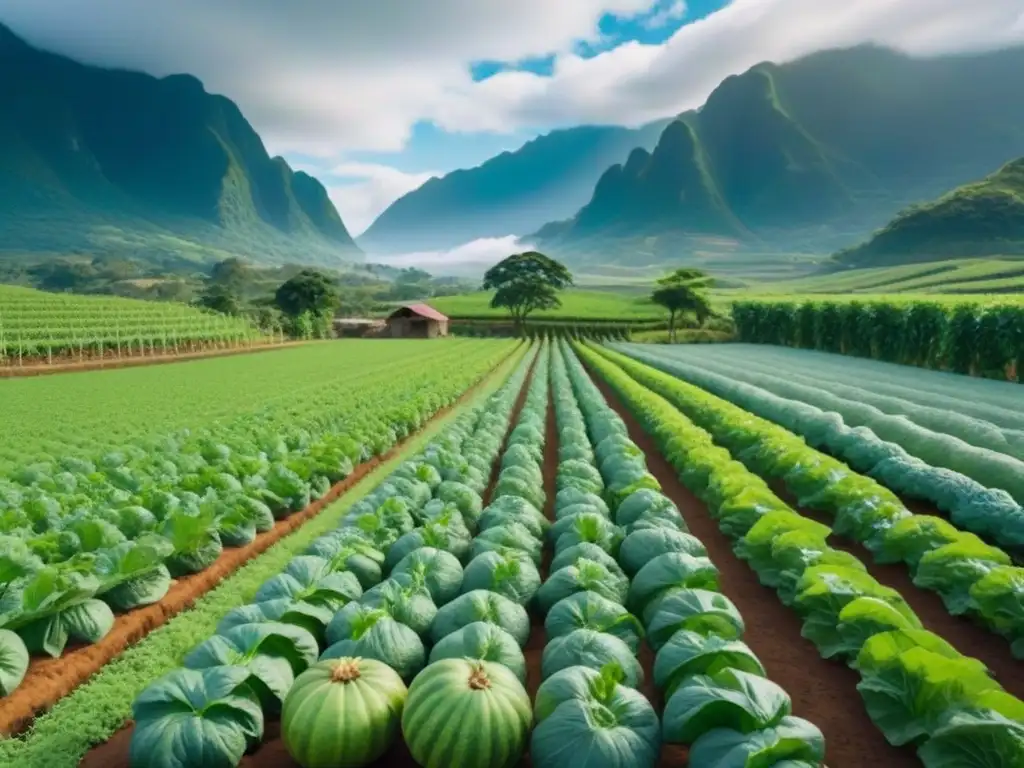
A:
[0, 340, 304, 378]
[8, 350, 516, 742]
[776, 486, 1024, 700]
[586, 368, 920, 768]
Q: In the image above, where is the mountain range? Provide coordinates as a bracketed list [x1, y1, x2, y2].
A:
[0, 23, 361, 268]
[835, 156, 1024, 266]
[357, 121, 669, 254]
[530, 45, 1024, 265]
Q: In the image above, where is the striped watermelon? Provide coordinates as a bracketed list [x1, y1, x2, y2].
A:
[402, 658, 532, 768]
[282, 657, 407, 768]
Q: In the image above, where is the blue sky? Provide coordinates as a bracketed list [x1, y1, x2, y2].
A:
[336, 0, 727, 178]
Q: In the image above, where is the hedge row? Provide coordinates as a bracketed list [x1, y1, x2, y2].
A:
[731, 300, 1024, 381]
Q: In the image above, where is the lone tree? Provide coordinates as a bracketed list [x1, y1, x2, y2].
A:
[196, 283, 242, 316]
[275, 269, 339, 318]
[651, 268, 713, 342]
[482, 251, 573, 332]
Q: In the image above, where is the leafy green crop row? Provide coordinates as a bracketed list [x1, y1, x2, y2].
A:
[117, 342, 541, 767]
[608, 342, 1024, 652]
[0, 340, 514, 699]
[647, 343, 1024, 455]
[579, 342, 1024, 764]
[731, 298, 1024, 381]
[1, 339, 498, 466]
[617, 343, 1024, 544]
[555, 340, 828, 766]
[0, 344, 528, 768]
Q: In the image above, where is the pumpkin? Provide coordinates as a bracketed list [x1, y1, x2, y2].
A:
[402, 658, 532, 768]
[282, 657, 407, 768]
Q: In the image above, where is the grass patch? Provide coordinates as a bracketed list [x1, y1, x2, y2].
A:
[0, 347, 524, 768]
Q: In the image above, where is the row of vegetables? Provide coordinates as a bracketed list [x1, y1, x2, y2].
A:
[604, 344, 1024, 657]
[579, 342, 1024, 765]
[614, 343, 1024, 553]
[125, 342, 540, 767]
[120, 335, 830, 768]
[0, 343, 510, 698]
[552, 340, 827, 767]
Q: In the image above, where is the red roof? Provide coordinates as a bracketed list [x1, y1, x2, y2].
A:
[390, 303, 448, 322]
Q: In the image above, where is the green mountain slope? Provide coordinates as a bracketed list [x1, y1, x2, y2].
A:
[0, 23, 361, 267]
[535, 45, 1024, 265]
[836, 157, 1024, 266]
[357, 121, 669, 254]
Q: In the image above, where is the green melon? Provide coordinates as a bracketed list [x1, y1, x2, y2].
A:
[402, 658, 532, 768]
[282, 657, 407, 768]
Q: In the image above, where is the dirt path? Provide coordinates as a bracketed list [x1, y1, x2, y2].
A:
[585, 368, 920, 768]
[776, 487, 1024, 699]
[8, 349, 520, 744]
[517, 381, 559, 768]
[0, 341, 306, 378]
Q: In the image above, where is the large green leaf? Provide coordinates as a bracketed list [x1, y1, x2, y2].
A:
[130, 666, 264, 768]
[544, 590, 644, 654]
[645, 589, 744, 650]
[540, 629, 643, 689]
[917, 709, 1024, 768]
[654, 631, 765, 699]
[794, 565, 915, 659]
[0, 629, 29, 696]
[628, 553, 719, 618]
[856, 643, 1002, 746]
[687, 716, 826, 767]
[530, 696, 660, 768]
[18, 598, 114, 658]
[254, 556, 362, 611]
[428, 621, 526, 683]
[183, 621, 318, 706]
[662, 668, 792, 745]
[216, 598, 333, 643]
[537, 559, 628, 614]
[832, 597, 923, 660]
[359, 575, 438, 637]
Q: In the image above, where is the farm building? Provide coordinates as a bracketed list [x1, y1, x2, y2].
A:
[386, 304, 450, 338]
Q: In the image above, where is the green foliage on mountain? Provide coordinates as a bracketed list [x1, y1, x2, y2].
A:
[836, 157, 1024, 266]
[536, 45, 1024, 264]
[357, 121, 669, 254]
[0, 23, 361, 268]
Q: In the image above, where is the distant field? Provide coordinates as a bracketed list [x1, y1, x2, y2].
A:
[431, 289, 669, 321]
[0, 284, 265, 360]
[729, 257, 1024, 295]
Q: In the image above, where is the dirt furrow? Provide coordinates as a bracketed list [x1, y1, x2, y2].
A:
[585, 368, 920, 768]
[0, 341, 308, 378]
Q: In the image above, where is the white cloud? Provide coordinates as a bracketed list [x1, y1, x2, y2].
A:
[373, 236, 530, 275]
[324, 163, 438, 236]
[4, 0, 1022, 221]
[641, 0, 688, 30]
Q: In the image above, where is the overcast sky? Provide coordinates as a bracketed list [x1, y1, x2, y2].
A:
[3, 0, 1023, 237]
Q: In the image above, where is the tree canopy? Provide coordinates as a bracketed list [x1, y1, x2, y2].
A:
[651, 268, 714, 341]
[482, 251, 573, 328]
[275, 269, 340, 317]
